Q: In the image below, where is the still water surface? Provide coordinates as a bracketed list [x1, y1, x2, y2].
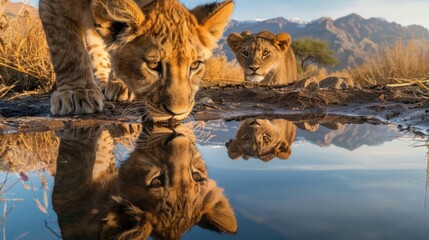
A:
[0, 118, 428, 240]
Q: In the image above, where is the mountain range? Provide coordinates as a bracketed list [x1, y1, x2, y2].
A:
[219, 14, 429, 70]
[199, 121, 399, 151]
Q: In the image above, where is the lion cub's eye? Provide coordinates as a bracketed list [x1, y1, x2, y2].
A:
[262, 133, 271, 144]
[192, 172, 206, 182]
[149, 177, 162, 188]
[262, 50, 270, 57]
[242, 134, 249, 141]
[190, 61, 203, 71]
[147, 61, 162, 73]
[241, 50, 249, 58]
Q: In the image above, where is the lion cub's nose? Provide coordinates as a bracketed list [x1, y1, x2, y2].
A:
[162, 103, 188, 116]
[248, 65, 260, 72]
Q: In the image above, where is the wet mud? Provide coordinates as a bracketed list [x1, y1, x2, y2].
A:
[1, 84, 428, 134]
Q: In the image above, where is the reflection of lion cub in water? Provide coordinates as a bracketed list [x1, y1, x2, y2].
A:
[54, 124, 236, 240]
[226, 119, 297, 162]
[227, 31, 297, 84]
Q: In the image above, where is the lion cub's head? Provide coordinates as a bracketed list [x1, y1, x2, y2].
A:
[92, 0, 234, 121]
[103, 123, 237, 240]
[227, 31, 293, 83]
[226, 118, 297, 162]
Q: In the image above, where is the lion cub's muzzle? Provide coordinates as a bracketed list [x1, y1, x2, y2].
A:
[145, 90, 195, 122]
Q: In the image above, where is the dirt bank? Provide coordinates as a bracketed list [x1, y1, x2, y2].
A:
[1, 84, 428, 134]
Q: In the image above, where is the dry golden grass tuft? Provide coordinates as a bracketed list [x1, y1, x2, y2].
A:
[298, 65, 352, 82]
[0, 132, 59, 174]
[351, 39, 429, 90]
[0, 2, 54, 97]
[202, 55, 243, 86]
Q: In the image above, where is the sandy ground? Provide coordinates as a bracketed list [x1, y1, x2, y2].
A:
[0, 84, 428, 135]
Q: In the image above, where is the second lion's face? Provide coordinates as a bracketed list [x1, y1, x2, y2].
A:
[238, 37, 282, 83]
[227, 31, 292, 83]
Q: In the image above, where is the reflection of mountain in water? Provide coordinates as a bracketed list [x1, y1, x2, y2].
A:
[195, 120, 241, 146]
[201, 120, 399, 151]
[297, 124, 399, 151]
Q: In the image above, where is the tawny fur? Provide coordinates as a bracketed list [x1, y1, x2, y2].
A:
[226, 118, 297, 162]
[53, 124, 237, 240]
[40, 0, 234, 120]
[227, 31, 298, 85]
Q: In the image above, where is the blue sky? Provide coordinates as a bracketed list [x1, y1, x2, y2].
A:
[12, 0, 429, 28]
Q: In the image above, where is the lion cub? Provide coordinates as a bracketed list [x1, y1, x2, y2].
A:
[227, 31, 297, 85]
[40, 0, 234, 121]
[53, 123, 237, 239]
[226, 118, 297, 162]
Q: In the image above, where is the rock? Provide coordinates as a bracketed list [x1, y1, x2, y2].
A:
[321, 122, 344, 130]
[199, 97, 214, 105]
[293, 77, 319, 89]
[319, 77, 360, 89]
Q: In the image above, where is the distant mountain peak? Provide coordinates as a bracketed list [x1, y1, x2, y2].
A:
[289, 17, 310, 25]
[336, 13, 366, 24]
[315, 17, 334, 24]
[254, 18, 267, 22]
[346, 13, 365, 20]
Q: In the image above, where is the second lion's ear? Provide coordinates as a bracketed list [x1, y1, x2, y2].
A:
[227, 32, 243, 53]
[275, 143, 292, 160]
[91, 0, 145, 45]
[274, 33, 292, 51]
[226, 139, 243, 160]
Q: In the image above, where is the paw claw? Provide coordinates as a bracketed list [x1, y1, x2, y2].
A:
[51, 88, 104, 115]
[104, 81, 135, 102]
[55, 126, 104, 140]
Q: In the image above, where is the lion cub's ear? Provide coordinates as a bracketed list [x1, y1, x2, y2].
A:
[192, 0, 235, 49]
[91, 0, 145, 44]
[101, 196, 153, 240]
[199, 184, 237, 234]
[275, 144, 292, 160]
[226, 139, 243, 160]
[227, 32, 243, 53]
[274, 33, 292, 51]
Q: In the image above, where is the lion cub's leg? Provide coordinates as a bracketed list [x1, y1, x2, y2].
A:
[39, 0, 104, 115]
[85, 30, 134, 102]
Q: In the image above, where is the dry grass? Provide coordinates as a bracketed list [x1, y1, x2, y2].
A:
[0, 3, 54, 96]
[0, 1, 427, 98]
[202, 55, 243, 86]
[351, 39, 429, 89]
[0, 132, 59, 174]
[298, 65, 352, 81]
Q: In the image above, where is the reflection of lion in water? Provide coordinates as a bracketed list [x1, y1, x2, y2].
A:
[226, 119, 297, 162]
[54, 124, 236, 240]
[227, 31, 297, 84]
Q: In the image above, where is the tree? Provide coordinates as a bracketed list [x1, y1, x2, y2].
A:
[291, 37, 338, 72]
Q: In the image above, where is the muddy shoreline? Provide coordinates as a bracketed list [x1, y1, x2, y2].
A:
[1, 84, 428, 134]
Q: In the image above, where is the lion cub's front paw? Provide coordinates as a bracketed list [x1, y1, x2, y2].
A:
[104, 81, 135, 102]
[55, 126, 104, 140]
[51, 88, 104, 115]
